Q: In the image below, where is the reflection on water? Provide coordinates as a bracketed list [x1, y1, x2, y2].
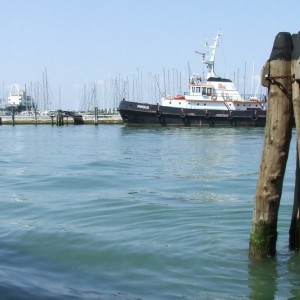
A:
[249, 251, 300, 299]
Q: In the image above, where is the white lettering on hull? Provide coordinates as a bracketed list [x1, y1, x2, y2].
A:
[137, 105, 150, 110]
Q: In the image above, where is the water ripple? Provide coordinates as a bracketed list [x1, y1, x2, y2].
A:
[0, 126, 298, 299]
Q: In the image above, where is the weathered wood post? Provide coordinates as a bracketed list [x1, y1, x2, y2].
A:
[50, 114, 55, 126]
[290, 149, 300, 249]
[249, 32, 294, 259]
[94, 107, 98, 125]
[34, 110, 37, 125]
[289, 32, 300, 249]
[12, 106, 15, 126]
[56, 109, 64, 126]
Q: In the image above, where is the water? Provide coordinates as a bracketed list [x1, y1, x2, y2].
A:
[0, 124, 299, 299]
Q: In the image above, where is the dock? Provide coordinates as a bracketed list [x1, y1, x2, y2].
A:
[0, 113, 123, 125]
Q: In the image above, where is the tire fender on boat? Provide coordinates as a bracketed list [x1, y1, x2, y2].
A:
[252, 111, 258, 121]
[180, 109, 186, 118]
[205, 111, 211, 118]
[211, 94, 217, 101]
[227, 111, 233, 120]
[156, 110, 162, 117]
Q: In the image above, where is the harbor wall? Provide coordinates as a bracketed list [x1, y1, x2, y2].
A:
[0, 114, 123, 125]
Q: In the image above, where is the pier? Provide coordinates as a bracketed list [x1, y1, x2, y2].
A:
[0, 109, 122, 125]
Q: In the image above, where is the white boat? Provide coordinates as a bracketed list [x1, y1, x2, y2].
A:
[7, 83, 36, 112]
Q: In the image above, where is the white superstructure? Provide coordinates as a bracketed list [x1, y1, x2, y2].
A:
[161, 32, 267, 112]
[8, 83, 33, 108]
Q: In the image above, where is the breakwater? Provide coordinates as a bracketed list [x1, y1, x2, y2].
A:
[0, 113, 123, 125]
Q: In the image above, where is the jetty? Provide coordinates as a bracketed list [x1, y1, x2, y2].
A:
[0, 109, 122, 126]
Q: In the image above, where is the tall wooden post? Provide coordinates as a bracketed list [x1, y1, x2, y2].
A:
[94, 107, 98, 125]
[289, 32, 300, 249]
[34, 106, 38, 125]
[290, 149, 300, 249]
[56, 110, 64, 126]
[249, 32, 294, 259]
[12, 106, 15, 126]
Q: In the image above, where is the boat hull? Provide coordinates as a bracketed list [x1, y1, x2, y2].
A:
[118, 100, 266, 127]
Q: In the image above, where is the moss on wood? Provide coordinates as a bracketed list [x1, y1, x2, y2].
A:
[249, 222, 277, 259]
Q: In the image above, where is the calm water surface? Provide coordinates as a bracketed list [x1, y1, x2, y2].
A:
[0, 125, 299, 299]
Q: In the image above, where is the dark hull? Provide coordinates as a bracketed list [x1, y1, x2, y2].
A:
[118, 100, 266, 127]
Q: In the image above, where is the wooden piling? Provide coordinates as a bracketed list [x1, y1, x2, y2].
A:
[34, 107, 38, 125]
[290, 148, 300, 249]
[289, 32, 300, 249]
[56, 110, 64, 126]
[94, 107, 98, 125]
[249, 32, 294, 259]
[12, 106, 15, 126]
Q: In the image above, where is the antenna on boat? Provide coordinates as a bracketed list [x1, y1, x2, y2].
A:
[196, 30, 221, 79]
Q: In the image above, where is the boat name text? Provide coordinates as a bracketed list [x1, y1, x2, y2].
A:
[137, 105, 150, 110]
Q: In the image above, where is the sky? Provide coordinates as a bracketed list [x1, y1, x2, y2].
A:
[0, 0, 299, 110]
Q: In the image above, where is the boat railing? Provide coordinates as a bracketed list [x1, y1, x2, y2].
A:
[182, 91, 267, 102]
[241, 94, 268, 102]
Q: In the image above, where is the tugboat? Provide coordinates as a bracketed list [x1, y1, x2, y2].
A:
[118, 32, 267, 126]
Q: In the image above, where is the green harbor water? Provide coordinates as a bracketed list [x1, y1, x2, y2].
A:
[0, 125, 299, 299]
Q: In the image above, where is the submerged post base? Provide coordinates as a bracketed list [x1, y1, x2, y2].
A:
[249, 221, 277, 259]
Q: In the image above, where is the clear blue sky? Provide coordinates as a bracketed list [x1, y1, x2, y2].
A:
[0, 0, 299, 110]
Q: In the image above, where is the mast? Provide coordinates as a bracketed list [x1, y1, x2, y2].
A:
[196, 31, 221, 79]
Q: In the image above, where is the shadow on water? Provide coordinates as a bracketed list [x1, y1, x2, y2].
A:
[248, 251, 300, 299]
[248, 258, 278, 299]
[286, 252, 300, 299]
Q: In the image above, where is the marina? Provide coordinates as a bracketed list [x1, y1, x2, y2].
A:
[0, 0, 298, 298]
[0, 110, 122, 125]
[0, 80, 123, 126]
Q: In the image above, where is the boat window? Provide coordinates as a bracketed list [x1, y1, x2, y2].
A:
[207, 88, 212, 96]
[196, 87, 201, 93]
[202, 87, 206, 95]
[192, 87, 195, 92]
[197, 103, 199, 106]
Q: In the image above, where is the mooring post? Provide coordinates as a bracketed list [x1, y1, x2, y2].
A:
[289, 32, 300, 250]
[34, 108, 38, 125]
[12, 106, 15, 126]
[94, 107, 98, 125]
[56, 110, 64, 126]
[51, 114, 54, 126]
[249, 32, 294, 259]
[290, 149, 300, 249]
